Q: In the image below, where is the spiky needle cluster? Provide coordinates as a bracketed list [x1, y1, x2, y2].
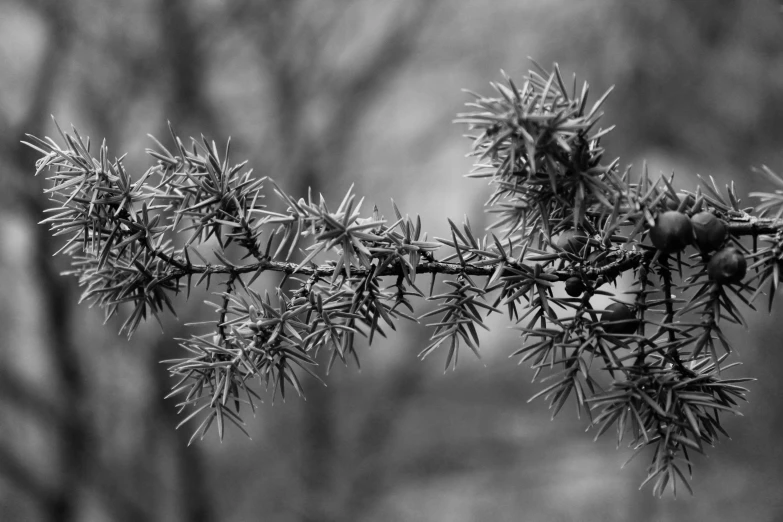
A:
[27, 63, 783, 496]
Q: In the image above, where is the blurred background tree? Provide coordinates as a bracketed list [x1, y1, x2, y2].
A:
[1, 1, 782, 521]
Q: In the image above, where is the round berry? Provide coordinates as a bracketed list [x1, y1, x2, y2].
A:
[556, 229, 588, 255]
[707, 247, 747, 285]
[601, 303, 638, 335]
[565, 277, 585, 297]
[649, 211, 693, 253]
[690, 212, 727, 252]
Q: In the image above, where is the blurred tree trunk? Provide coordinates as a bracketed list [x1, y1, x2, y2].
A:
[8, 4, 90, 521]
[1, 0, 221, 519]
[234, 2, 437, 519]
[8, 10, 149, 520]
[139, 1, 223, 520]
[159, 0, 218, 134]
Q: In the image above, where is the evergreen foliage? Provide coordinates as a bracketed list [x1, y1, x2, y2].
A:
[27, 63, 783, 496]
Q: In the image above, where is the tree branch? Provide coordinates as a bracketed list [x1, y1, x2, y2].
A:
[147, 214, 782, 284]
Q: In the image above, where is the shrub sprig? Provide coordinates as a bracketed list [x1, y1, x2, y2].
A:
[27, 63, 783, 496]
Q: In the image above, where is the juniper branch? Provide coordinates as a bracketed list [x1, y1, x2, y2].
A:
[145, 214, 783, 282]
[27, 62, 782, 497]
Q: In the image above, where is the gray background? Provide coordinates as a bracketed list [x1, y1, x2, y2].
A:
[1, 1, 783, 521]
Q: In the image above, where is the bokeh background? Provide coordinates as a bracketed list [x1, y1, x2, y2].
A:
[1, 1, 783, 521]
